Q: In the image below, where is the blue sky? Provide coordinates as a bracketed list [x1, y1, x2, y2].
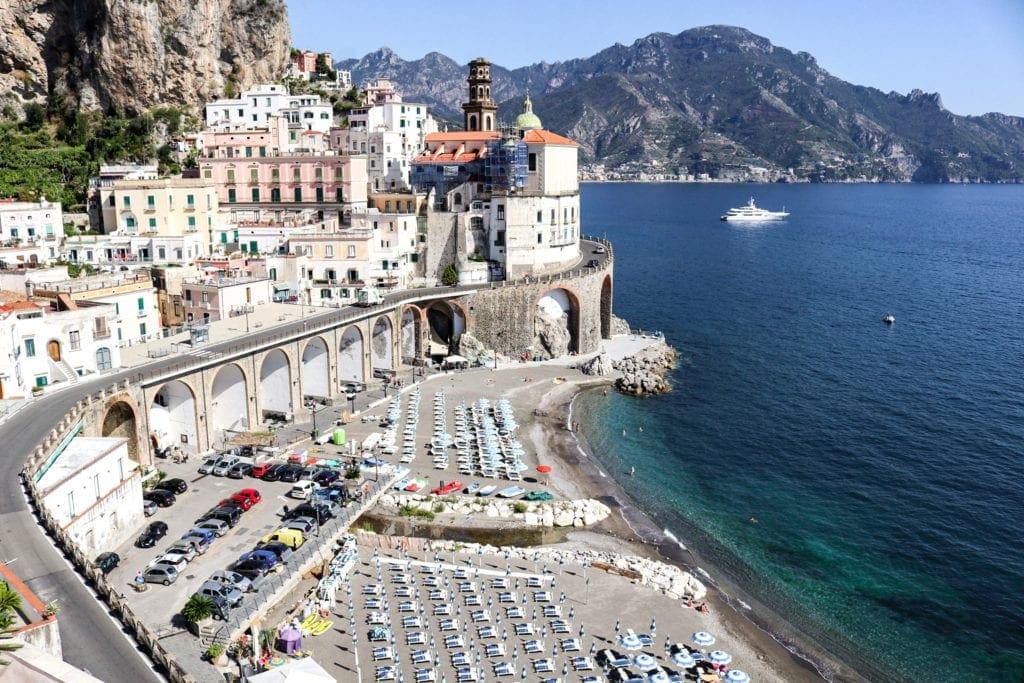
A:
[286, 0, 1024, 116]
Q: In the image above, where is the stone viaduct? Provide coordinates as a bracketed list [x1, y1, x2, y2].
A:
[79, 242, 613, 468]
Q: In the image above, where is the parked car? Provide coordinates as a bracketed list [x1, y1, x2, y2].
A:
[183, 527, 216, 544]
[234, 488, 262, 505]
[195, 580, 243, 608]
[154, 478, 188, 494]
[230, 559, 269, 580]
[431, 480, 464, 496]
[196, 519, 230, 537]
[143, 489, 176, 507]
[212, 456, 240, 477]
[314, 469, 340, 487]
[95, 552, 120, 575]
[157, 545, 195, 565]
[594, 244, 607, 254]
[284, 503, 329, 524]
[144, 563, 179, 586]
[343, 381, 365, 394]
[142, 499, 158, 517]
[262, 463, 287, 482]
[284, 516, 317, 535]
[227, 462, 253, 479]
[136, 521, 169, 548]
[197, 505, 241, 527]
[260, 528, 304, 549]
[299, 466, 321, 482]
[278, 464, 303, 483]
[249, 463, 272, 479]
[221, 496, 253, 512]
[255, 541, 293, 564]
[198, 457, 219, 475]
[172, 537, 208, 556]
[237, 550, 278, 571]
[208, 569, 255, 593]
[586, 259, 600, 268]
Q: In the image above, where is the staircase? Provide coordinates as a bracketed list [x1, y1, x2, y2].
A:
[47, 357, 79, 385]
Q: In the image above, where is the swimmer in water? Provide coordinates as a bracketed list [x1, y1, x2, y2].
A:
[630, 466, 636, 477]
[639, 426, 643, 432]
[749, 516, 758, 524]
[622, 429, 626, 436]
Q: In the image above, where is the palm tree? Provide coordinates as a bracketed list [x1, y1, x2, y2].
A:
[0, 625, 22, 665]
[0, 583, 21, 631]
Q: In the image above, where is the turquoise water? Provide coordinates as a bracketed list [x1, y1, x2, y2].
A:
[576, 183, 1024, 682]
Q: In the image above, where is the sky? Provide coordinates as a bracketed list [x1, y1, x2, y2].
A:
[286, 0, 1024, 116]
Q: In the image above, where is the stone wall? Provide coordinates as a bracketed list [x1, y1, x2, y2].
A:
[462, 256, 613, 357]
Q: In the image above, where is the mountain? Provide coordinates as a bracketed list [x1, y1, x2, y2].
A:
[0, 0, 291, 114]
[337, 27, 1024, 182]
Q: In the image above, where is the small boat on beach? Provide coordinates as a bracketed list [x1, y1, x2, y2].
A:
[477, 485, 497, 497]
[496, 486, 526, 499]
[720, 197, 789, 221]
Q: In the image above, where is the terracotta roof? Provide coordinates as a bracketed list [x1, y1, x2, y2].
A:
[522, 129, 578, 146]
[0, 299, 39, 315]
[425, 131, 502, 143]
[414, 152, 483, 164]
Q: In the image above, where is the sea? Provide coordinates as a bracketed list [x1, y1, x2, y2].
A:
[574, 183, 1024, 682]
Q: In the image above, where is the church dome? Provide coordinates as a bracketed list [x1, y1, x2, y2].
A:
[514, 95, 542, 130]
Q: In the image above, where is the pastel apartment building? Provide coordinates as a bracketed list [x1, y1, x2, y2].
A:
[31, 272, 161, 346]
[0, 198, 64, 267]
[204, 83, 334, 138]
[181, 272, 272, 326]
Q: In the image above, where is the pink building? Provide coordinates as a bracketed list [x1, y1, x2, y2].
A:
[199, 121, 367, 211]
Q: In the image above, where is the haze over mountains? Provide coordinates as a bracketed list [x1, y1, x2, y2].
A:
[338, 26, 1024, 182]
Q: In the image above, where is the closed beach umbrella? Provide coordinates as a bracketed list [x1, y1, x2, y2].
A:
[708, 650, 733, 666]
[692, 631, 715, 647]
[726, 671, 750, 683]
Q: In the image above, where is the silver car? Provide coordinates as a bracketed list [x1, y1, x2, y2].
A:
[144, 563, 179, 586]
[195, 580, 243, 608]
[212, 456, 240, 477]
[208, 569, 262, 593]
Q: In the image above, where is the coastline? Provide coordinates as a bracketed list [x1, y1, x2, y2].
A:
[508, 366, 863, 682]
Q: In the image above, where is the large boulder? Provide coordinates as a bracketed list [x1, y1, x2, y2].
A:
[532, 309, 571, 359]
[579, 352, 611, 376]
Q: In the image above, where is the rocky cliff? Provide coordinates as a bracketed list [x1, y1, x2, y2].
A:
[0, 0, 291, 113]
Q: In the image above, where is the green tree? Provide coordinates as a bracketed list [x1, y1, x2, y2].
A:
[21, 103, 46, 132]
[181, 594, 214, 623]
[441, 263, 459, 286]
[0, 626, 22, 665]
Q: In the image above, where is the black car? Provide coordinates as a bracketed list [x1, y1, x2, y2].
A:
[143, 489, 176, 507]
[230, 559, 269, 580]
[198, 506, 241, 528]
[261, 464, 286, 482]
[154, 478, 188, 494]
[95, 552, 120, 574]
[278, 465, 303, 483]
[586, 259, 600, 268]
[284, 503, 329, 524]
[135, 521, 169, 548]
[314, 469, 340, 486]
[256, 541, 293, 563]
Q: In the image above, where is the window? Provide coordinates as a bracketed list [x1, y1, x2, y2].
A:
[293, 188, 302, 202]
[147, 195, 155, 208]
[96, 347, 112, 370]
[158, 247, 165, 259]
[148, 217, 157, 230]
[495, 231, 505, 247]
[325, 245, 333, 257]
[201, 292, 208, 303]
[497, 205, 505, 220]
[188, 216, 196, 229]
[24, 338, 36, 357]
[226, 169, 235, 183]
[249, 240, 258, 253]
[271, 168, 280, 181]
[347, 245, 356, 258]
[336, 188, 344, 203]
[334, 167, 344, 181]
[137, 297, 145, 311]
[245, 146, 252, 158]
[250, 168, 258, 182]
[550, 209, 556, 224]
[203, 168, 212, 179]
[537, 211, 542, 223]
[139, 322, 146, 336]
[259, 146, 266, 157]
[251, 188, 260, 202]
[293, 167, 301, 181]
[115, 303, 120, 315]
[537, 233, 543, 244]
[228, 189, 236, 203]
[528, 153, 537, 171]
[315, 168, 323, 181]
[93, 473, 101, 500]
[125, 217, 135, 229]
[186, 193, 195, 208]
[122, 196, 131, 208]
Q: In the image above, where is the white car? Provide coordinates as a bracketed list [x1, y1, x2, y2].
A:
[149, 552, 189, 571]
[197, 519, 230, 537]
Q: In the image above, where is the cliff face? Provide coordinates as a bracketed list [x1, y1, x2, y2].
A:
[0, 0, 291, 113]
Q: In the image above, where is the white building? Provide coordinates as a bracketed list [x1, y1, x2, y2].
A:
[331, 78, 437, 192]
[0, 198, 64, 266]
[36, 436, 142, 556]
[205, 84, 335, 138]
[181, 273, 272, 326]
[0, 298, 120, 397]
[31, 272, 161, 346]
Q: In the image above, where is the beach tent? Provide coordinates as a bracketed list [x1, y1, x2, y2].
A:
[247, 657, 336, 683]
[443, 355, 470, 369]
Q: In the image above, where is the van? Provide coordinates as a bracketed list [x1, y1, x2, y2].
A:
[289, 480, 317, 500]
[261, 528, 305, 549]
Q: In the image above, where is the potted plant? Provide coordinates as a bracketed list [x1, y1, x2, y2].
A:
[42, 602, 59, 619]
[181, 594, 214, 635]
[206, 642, 226, 666]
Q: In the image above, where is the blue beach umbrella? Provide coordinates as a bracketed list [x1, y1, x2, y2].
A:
[726, 670, 750, 683]
[707, 650, 733, 666]
[672, 652, 696, 668]
[692, 631, 715, 647]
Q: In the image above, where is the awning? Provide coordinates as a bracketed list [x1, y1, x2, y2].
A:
[273, 284, 291, 291]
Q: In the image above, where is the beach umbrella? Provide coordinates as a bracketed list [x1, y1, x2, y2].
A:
[726, 670, 750, 683]
[634, 653, 657, 670]
[692, 631, 715, 647]
[672, 652, 696, 668]
[708, 650, 733, 666]
[650, 618, 657, 634]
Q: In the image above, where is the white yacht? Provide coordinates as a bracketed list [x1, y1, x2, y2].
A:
[720, 197, 790, 221]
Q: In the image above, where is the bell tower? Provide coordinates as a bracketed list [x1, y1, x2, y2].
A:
[462, 57, 498, 132]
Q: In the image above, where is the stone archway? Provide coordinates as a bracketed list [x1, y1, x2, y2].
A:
[101, 400, 140, 462]
[400, 306, 423, 364]
[600, 275, 613, 339]
[339, 325, 364, 384]
[301, 337, 330, 399]
[371, 316, 393, 372]
[426, 301, 468, 357]
[150, 380, 199, 453]
[259, 349, 292, 418]
[533, 288, 581, 357]
[211, 364, 248, 447]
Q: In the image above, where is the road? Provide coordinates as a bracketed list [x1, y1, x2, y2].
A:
[0, 250, 611, 681]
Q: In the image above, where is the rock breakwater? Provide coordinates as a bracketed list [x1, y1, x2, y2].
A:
[613, 339, 678, 396]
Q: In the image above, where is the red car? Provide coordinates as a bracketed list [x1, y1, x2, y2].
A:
[249, 463, 272, 479]
[222, 495, 253, 511]
[431, 480, 464, 496]
[236, 488, 262, 505]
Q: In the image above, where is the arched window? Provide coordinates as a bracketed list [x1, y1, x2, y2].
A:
[454, 193, 462, 206]
[484, 115, 492, 131]
[468, 114, 478, 131]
